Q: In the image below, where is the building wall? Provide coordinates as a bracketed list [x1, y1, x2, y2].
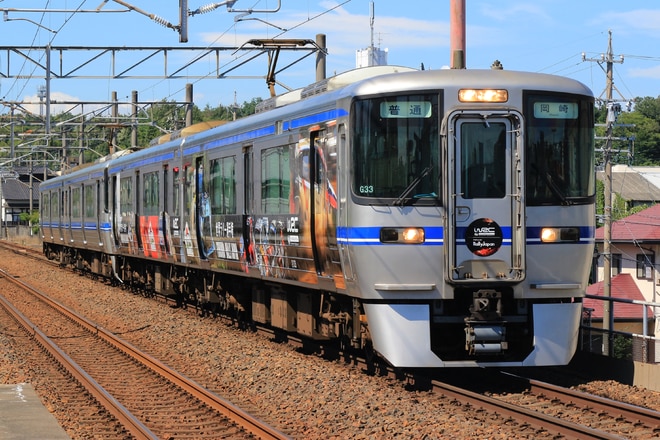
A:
[594, 241, 660, 305]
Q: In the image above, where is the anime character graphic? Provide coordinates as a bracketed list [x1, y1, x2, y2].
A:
[289, 134, 340, 281]
[196, 162, 215, 259]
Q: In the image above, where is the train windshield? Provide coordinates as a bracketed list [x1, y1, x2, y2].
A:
[351, 94, 440, 204]
[525, 92, 595, 205]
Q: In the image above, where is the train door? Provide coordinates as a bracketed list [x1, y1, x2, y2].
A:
[242, 146, 255, 268]
[181, 162, 199, 263]
[111, 175, 120, 247]
[336, 123, 355, 282]
[53, 190, 62, 244]
[161, 164, 173, 258]
[134, 171, 143, 252]
[446, 113, 525, 282]
[170, 165, 183, 262]
[140, 169, 161, 259]
[63, 188, 72, 244]
[100, 169, 114, 253]
[95, 180, 103, 247]
[309, 129, 341, 282]
[82, 184, 91, 244]
[195, 157, 214, 260]
[118, 174, 139, 255]
[71, 185, 82, 244]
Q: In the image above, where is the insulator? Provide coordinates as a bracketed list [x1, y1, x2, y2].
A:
[195, 3, 221, 15]
[151, 15, 171, 28]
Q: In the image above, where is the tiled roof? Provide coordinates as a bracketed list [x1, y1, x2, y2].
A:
[595, 203, 660, 242]
[1, 178, 40, 202]
[597, 165, 660, 202]
[584, 273, 653, 319]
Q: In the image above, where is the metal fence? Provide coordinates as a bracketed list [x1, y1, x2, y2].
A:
[581, 294, 660, 364]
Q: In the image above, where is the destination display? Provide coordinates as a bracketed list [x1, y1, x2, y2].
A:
[380, 101, 432, 118]
[533, 101, 578, 119]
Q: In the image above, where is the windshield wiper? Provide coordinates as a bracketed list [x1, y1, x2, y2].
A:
[393, 166, 433, 206]
[532, 164, 573, 205]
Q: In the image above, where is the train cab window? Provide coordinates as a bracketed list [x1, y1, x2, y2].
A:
[261, 145, 290, 214]
[524, 93, 594, 205]
[351, 94, 440, 204]
[460, 122, 506, 199]
[210, 156, 237, 215]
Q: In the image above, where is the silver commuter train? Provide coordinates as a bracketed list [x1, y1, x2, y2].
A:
[40, 65, 595, 368]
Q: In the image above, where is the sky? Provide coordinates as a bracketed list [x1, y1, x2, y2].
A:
[0, 0, 659, 118]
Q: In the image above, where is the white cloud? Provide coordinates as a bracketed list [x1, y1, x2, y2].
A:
[593, 9, 660, 38]
[21, 91, 112, 116]
[628, 65, 660, 80]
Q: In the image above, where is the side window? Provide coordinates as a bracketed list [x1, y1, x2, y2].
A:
[71, 187, 81, 218]
[62, 190, 68, 217]
[611, 253, 622, 277]
[210, 156, 236, 215]
[143, 171, 160, 216]
[120, 177, 133, 214]
[84, 185, 95, 218]
[42, 193, 50, 222]
[261, 145, 290, 214]
[636, 253, 654, 279]
[51, 192, 59, 217]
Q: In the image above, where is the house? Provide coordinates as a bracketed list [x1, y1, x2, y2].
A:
[0, 166, 52, 232]
[592, 203, 660, 343]
[597, 164, 660, 210]
[593, 203, 660, 304]
[585, 273, 654, 335]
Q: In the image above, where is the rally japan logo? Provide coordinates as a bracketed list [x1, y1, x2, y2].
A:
[465, 218, 503, 257]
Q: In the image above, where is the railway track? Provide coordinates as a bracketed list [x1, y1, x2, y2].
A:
[0, 264, 292, 439]
[3, 240, 660, 438]
[429, 371, 660, 439]
[495, 371, 660, 438]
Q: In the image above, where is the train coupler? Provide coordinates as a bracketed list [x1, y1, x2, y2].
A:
[464, 322, 508, 355]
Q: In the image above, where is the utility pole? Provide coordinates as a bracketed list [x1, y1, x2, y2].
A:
[582, 30, 624, 356]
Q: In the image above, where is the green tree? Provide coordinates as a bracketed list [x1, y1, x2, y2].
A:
[619, 111, 660, 165]
[19, 210, 40, 234]
[635, 96, 660, 120]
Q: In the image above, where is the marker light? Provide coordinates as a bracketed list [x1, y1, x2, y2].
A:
[458, 89, 508, 103]
[380, 227, 425, 244]
[540, 227, 580, 243]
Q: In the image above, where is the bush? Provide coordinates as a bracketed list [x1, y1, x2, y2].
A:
[18, 211, 40, 234]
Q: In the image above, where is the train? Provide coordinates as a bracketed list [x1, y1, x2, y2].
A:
[40, 65, 596, 368]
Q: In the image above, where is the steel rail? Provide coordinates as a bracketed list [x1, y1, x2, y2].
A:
[0, 267, 292, 440]
[527, 378, 660, 429]
[430, 378, 627, 440]
[0, 268, 157, 440]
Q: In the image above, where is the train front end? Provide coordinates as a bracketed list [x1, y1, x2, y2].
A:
[344, 70, 595, 367]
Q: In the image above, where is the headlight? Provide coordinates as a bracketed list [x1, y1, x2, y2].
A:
[458, 89, 508, 103]
[380, 227, 425, 244]
[540, 227, 580, 243]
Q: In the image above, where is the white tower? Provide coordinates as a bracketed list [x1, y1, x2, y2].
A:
[355, 2, 388, 68]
